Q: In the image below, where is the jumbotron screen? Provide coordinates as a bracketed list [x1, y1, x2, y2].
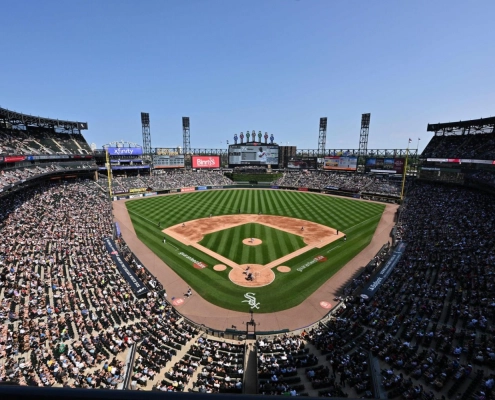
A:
[228, 144, 279, 167]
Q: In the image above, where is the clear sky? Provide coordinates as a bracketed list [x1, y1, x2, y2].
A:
[1, 0, 494, 152]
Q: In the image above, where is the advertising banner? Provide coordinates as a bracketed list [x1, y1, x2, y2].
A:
[181, 187, 195, 192]
[103, 237, 148, 297]
[4, 156, 26, 163]
[287, 158, 317, 169]
[106, 147, 143, 156]
[211, 186, 223, 190]
[298, 187, 309, 192]
[197, 186, 207, 190]
[129, 188, 147, 193]
[365, 158, 404, 174]
[323, 156, 358, 171]
[271, 186, 279, 189]
[361, 242, 406, 299]
[144, 192, 157, 197]
[192, 156, 220, 169]
[0, 156, 3, 162]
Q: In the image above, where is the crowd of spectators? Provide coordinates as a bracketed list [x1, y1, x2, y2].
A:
[0, 181, 195, 390]
[0, 128, 91, 155]
[422, 133, 495, 160]
[103, 170, 233, 194]
[0, 162, 96, 191]
[273, 171, 374, 193]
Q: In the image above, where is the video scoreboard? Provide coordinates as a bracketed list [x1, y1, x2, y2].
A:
[228, 144, 279, 167]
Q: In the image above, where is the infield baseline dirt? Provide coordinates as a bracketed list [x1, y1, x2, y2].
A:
[112, 191, 398, 332]
[163, 214, 343, 287]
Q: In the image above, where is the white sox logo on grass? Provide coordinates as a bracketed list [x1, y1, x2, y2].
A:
[242, 292, 260, 309]
[178, 252, 208, 269]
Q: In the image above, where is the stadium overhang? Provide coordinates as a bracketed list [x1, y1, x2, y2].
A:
[0, 107, 88, 133]
[427, 116, 495, 136]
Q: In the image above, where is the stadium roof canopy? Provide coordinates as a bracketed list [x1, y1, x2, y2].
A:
[0, 107, 88, 133]
[427, 116, 495, 136]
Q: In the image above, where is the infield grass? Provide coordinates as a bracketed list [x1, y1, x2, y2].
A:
[199, 223, 306, 265]
[126, 189, 385, 313]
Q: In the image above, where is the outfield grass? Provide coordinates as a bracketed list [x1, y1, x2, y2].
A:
[126, 189, 385, 313]
[199, 223, 306, 265]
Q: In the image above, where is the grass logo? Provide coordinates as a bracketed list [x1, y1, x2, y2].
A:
[242, 292, 260, 309]
[296, 255, 327, 272]
[179, 252, 208, 269]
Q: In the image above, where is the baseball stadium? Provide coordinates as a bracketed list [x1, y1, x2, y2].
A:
[1, 2, 494, 399]
[2, 105, 495, 400]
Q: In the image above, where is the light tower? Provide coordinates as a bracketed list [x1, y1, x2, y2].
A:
[141, 112, 151, 161]
[318, 117, 327, 159]
[359, 113, 371, 156]
[182, 117, 190, 155]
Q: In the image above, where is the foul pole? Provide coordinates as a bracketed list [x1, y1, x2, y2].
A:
[400, 140, 411, 201]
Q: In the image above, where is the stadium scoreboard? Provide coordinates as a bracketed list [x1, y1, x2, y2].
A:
[228, 144, 279, 167]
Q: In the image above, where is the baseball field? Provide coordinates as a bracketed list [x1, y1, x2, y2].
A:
[125, 189, 385, 313]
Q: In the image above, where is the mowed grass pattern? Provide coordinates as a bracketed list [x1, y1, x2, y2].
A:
[199, 223, 306, 265]
[126, 190, 385, 313]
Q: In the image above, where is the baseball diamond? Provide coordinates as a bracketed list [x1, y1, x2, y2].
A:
[115, 189, 395, 327]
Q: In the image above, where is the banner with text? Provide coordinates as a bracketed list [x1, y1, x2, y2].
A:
[323, 156, 358, 171]
[192, 155, 220, 169]
[107, 147, 143, 156]
[103, 237, 148, 297]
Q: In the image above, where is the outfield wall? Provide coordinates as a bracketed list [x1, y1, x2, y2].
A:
[112, 184, 364, 201]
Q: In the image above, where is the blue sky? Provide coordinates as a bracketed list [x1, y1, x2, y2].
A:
[1, 0, 494, 152]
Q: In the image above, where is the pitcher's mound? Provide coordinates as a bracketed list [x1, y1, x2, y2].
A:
[277, 266, 291, 273]
[213, 264, 227, 271]
[229, 264, 274, 287]
[242, 238, 262, 246]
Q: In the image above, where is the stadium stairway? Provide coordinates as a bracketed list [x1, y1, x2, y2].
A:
[243, 339, 258, 394]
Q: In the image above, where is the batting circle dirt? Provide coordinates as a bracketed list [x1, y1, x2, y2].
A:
[277, 266, 291, 273]
[229, 264, 275, 288]
[213, 264, 227, 271]
[242, 238, 262, 246]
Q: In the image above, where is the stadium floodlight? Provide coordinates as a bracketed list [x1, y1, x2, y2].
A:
[319, 117, 327, 130]
[182, 117, 190, 129]
[141, 112, 150, 125]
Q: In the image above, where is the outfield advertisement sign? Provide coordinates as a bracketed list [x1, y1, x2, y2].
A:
[211, 186, 223, 190]
[271, 186, 279, 189]
[181, 187, 195, 192]
[144, 192, 157, 197]
[103, 237, 148, 297]
[107, 147, 143, 156]
[298, 187, 309, 192]
[361, 242, 407, 299]
[128, 194, 143, 199]
[324, 156, 358, 171]
[129, 188, 147, 193]
[192, 156, 220, 169]
[4, 155, 26, 163]
[197, 186, 207, 190]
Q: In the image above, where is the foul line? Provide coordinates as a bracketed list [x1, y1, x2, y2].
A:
[127, 209, 159, 226]
[340, 213, 382, 233]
